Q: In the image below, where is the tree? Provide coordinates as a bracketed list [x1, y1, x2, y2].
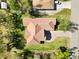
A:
[6, 0, 32, 50]
[0, 0, 32, 55]
[57, 47, 70, 59]
[0, 0, 33, 58]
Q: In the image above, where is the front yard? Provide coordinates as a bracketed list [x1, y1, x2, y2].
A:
[24, 37, 70, 52]
[42, 8, 71, 31]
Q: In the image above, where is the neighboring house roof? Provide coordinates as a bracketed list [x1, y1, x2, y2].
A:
[23, 18, 56, 30]
[32, 0, 55, 10]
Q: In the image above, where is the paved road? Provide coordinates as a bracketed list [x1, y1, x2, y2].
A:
[71, 0, 79, 48]
[70, 0, 79, 58]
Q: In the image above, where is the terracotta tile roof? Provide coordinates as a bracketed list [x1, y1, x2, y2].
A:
[23, 18, 56, 30]
[23, 18, 56, 44]
[32, 0, 54, 9]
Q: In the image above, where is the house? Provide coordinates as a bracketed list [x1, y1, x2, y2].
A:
[32, 0, 56, 10]
[0, 0, 7, 9]
[23, 18, 56, 44]
[23, 18, 72, 45]
[32, 0, 61, 15]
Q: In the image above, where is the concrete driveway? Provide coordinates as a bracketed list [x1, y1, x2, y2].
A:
[57, 1, 71, 10]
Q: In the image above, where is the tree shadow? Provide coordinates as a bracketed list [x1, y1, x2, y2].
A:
[59, 46, 67, 53]
[21, 49, 34, 59]
[55, 19, 60, 30]
[39, 52, 51, 59]
[69, 22, 79, 32]
[31, 8, 48, 17]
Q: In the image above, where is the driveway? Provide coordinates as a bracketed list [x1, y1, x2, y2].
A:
[57, 1, 71, 10]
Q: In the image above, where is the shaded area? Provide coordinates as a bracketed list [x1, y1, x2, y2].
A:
[44, 30, 52, 40]
[59, 46, 67, 53]
[55, 19, 60, 30]
[21, 49, 34, 59]
[69, 22, 79, 32]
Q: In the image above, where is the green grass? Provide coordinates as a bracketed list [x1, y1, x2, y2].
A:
[22, 8, 71, 31]
[42, 8, 71, 30]
[24, 37, 70, 52]
[53, 8, 71, 20]
[44, 8, 71, 21]
[54, 8, 71, 30]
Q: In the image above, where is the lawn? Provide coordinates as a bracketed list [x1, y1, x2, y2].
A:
[24, 37, 70, 52]
[42, 8, 71, 30]
[22, 8, 71, 31]
[53, 9, 71, 30]
[44, 8, 71, 21]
